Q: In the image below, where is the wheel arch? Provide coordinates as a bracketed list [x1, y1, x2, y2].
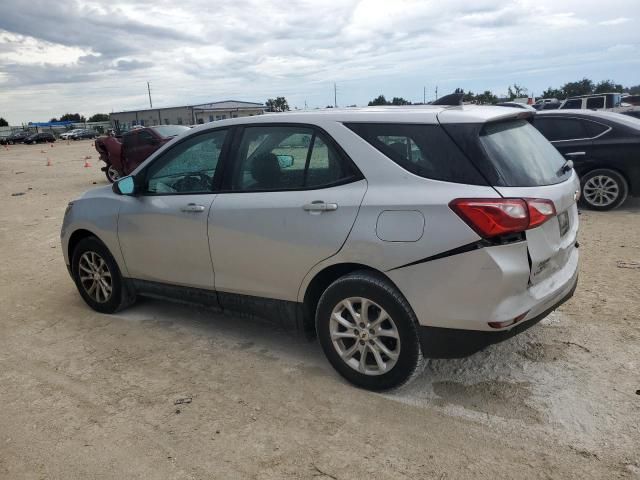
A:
[67, 228, 102, 263]
[301, 262, 401, 336]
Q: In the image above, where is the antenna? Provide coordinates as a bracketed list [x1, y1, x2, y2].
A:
[147, 82, 153, 109]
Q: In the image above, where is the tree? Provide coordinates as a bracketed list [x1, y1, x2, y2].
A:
[594, 80, 624, 93]
[507, 84, 528, 100]
[88, 113, 109, 122]
[561, 78, 594, 98]
[368, 95, 389, 106]
[265, 97, 289, 112]
[627, 84, 640, 95]
[475, 91, 498, 105]
[541, 87, 564, 99]
[391, 97, 411, 105]
[0, 117, 8, 127]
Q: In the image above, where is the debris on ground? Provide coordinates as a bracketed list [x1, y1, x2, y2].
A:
[616, 261, 640, 269]
[11, 192, 25, 196]
[174, 397, 192, 405]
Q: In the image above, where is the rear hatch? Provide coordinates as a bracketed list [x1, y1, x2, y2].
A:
[439, 112, 580, 285]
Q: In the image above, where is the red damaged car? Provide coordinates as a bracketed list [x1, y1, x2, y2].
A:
[95, 125, 190, 182]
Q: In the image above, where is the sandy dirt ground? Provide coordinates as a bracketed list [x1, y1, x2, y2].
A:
[1, 140, 639, 479]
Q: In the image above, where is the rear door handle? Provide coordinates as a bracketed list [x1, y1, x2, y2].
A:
[303, 201, 338, 212]
[181, 203, 206, 213]
[564, 151, 586, 157]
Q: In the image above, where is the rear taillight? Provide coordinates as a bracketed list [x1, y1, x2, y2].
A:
[526, 199, 556, 228]
[450, 198, 556, 239]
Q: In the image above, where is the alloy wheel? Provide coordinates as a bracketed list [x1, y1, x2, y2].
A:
[330, 297, 400, 376]
[78, 251, 113, 303]
[107, 165, 120, 182]
[583, 175, 619, 207]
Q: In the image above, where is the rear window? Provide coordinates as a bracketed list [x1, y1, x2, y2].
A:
[479, 120, 570, 187]
[345, 123, 486, 185]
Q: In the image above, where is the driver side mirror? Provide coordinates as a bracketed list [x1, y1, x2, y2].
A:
[112, 175, 137, 196]
[276, 154, 294, 169]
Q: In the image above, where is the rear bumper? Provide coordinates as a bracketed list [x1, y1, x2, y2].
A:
[419, 271, 578, 358]
[388, 237, 579, 331]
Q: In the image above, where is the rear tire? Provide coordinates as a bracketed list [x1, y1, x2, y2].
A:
[580, 169, 628, 211]
[71, 237, 135, 313]
[316, 271, 425, 391]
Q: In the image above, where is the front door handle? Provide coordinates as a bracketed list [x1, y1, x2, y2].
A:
[303, 201, 339, 212]
[181, 203, 206, 213]
[564, 151, 586, 157]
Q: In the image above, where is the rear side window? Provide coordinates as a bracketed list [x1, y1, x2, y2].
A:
[345, 123, 486, 185]
[534, 117, 588, 141]
[586, 97, 605, 109]
[479, 120, 570, 187]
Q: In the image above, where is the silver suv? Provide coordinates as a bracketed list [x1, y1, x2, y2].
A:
[61, 106, 580, 390]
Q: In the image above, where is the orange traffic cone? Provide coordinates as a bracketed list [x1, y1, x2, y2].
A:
[46, 158, 53, 166]
[84, 159, 92, 168]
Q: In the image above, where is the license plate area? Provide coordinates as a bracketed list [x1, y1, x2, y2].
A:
[558, 210, 570, 237]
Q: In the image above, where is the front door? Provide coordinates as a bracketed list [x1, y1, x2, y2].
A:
[209, 125, 367, 301]
[118, 129, 229, 288]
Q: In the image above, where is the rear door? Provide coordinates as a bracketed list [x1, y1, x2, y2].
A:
[208, 124, 366, 301]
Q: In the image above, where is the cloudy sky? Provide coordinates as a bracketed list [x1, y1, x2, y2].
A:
[0, 0, 638, 124]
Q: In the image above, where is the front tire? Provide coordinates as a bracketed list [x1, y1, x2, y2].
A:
[105, 163, 120, 183]
[71, 237, 135, 313]
[581, 169, 628, 211]
[316, 271, 424, 391]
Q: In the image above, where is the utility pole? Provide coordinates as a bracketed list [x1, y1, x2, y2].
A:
[334, 82, 337, 108]
[147, 82, 153, 109]
[435, 85, 438, 101]
[423, 86, 426, 104]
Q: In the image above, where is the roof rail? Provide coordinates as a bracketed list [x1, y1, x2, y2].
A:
[431, 93, 464, 106]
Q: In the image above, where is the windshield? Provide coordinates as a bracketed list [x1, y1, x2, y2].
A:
[152, 125, 190, 138]
[479, 120, 570, 187]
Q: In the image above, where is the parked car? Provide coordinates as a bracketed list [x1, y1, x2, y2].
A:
[95, 125, 190, 182]
[63, 106, 580, 391]
[559, 93, 623, 111]
[532, 110, 640, 210]
[24, 132, 56, 144]
[533, 98, 561, 110]
[60, 129, 84, 140]
[4, 130, 32, 144]
[70, 129, 97, 140]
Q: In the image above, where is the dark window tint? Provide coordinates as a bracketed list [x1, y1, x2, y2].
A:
[230, 126, 355, 191]
[583, 120, 609, 137]
[586, 97, 605, 109]
[534, 117, 588, 141]
[146, 130, 227, 194]
[479, 120, 570, 187]
[562, 99, 582, 109]
[345, 123, 485, 184]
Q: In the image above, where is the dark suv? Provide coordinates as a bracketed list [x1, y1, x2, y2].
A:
[533, 110, 640, 210]
[70, 129, 97, 140]
[4, 130, 32, 144]
[24, 132, 56, 144]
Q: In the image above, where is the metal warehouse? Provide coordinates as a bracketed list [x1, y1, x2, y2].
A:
[109, 100, 265, 130]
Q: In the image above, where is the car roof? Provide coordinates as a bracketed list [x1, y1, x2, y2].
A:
[190, 105, 532, 132]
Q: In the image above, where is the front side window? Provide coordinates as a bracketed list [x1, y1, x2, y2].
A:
[229, 126, 355, 191]
[562, 99, 582, 109]
[145, 130, 227, 194]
